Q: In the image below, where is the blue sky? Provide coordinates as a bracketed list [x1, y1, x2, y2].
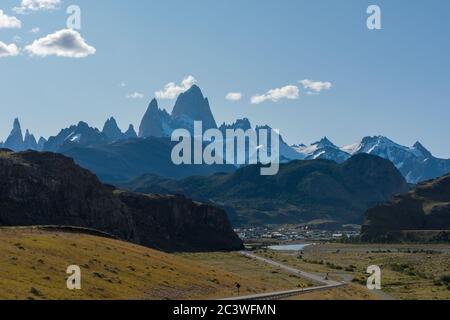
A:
[1, 0, 450, 157]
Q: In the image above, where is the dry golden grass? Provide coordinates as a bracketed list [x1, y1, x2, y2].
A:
[258, 243, 450, 300]
[0, 227, 292, 300]
[180, 252, 316, 294]
[0, 227, 321, 300]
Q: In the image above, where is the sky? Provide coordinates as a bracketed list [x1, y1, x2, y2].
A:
[1, 0, 450, 157]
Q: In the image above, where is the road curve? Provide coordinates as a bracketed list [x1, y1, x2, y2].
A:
[221, 251, 345, 301]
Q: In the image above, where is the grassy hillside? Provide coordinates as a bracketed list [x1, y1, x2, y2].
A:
[0, 227, 306, 300]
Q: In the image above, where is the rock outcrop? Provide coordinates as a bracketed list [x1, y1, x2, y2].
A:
[361, 174, 450, 242]
[0, 150, 243, 252]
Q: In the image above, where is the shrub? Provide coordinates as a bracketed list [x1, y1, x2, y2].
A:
[440, 275, 450, 284]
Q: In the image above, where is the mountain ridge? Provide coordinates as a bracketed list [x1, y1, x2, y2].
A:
[122, 153, 409, 226]
[2, 84, 449, 184]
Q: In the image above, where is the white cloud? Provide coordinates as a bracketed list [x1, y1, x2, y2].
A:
[13, 0, 61, 14]
[126, 92, 144, 99]
[0, 41, 20, 58]
[119, 82, 127, 88]
[226, 92, 243, 102]
[24, 29, 96, 58]
[155, 75, 197, 100]
[299, 79, 332, 93]
[29, 27, 40, 34]
[0, 10, 21, 29]
[251, 85, 299, 104]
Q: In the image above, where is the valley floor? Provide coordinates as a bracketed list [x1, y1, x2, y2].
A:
[254, 243, 450, 300]
[1, 227, 449, 300]
[0, 227, 312, 300]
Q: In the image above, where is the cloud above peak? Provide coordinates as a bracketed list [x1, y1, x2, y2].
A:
[0, 10, 21, 29]
[24, 29, 96, 58]
[226, 92, 243, 101]
[155, 76, 197, 100]
[251, 85, 299, 104]
[299, 79, 332, 94]
[126, 92, 144, 99]
[13, 0, 61, 14]
[0, 41, 20, 58]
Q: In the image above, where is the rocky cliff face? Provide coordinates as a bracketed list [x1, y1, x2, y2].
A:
[171, 85, 217, 131]
[138, 85, 217, 139]
[0, 150, 243, 252]
[361, 174, 450, 242]
[2, 118, 44, 152]
[4, 118, 24, 151]
[117, 192, 242, 252]
[138, 99, 172, 138]
[0, 150, 137, 241]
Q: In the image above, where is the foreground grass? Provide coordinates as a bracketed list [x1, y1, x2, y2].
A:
[258, 243, 450, 300]
[0, 227, 280, 300]
[180, 252, 317, 295]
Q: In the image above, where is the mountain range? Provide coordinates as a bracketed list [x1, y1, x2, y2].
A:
[2, 84, 450, 184]
[121, 154, 408, 226]
[0, 118, 46, 152]
[294, 136, 450, 184]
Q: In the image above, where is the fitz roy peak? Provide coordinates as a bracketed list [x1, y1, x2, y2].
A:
[139, 85, 217, 139]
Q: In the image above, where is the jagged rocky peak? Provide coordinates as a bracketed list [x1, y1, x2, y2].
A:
[44, 121, 107, 152]
[37, 137, 47, 150]
[139, 98, 171, 138]
[23, 129, 38, 150]
[413, 141, 432, 158]
[171, 85, 217, 130]
[4, 118, 24, 152]
[220, 118, 252, 131]
[313, 136, 337, 148]
[124, 124, 138, 139]
[102, 117, 124, 141]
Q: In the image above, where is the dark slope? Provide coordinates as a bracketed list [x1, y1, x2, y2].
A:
[61, 137, 235, 183]
[362, 174, 450, 242]
[0, 149, 242, 252]
[123, 154, 408, 226]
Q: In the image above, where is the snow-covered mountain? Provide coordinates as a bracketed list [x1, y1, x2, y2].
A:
[43, 121, 108, 152]
[293, 137, 351, 163]
[291, 135, 450, 183]
[343, 136, 450, 183]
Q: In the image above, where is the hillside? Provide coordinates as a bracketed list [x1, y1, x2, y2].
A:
[123, 154, 408, 226]
[62, 137, 235, 183]
[0, 227, 294, 300]
[0, 149, 242, 252]
[362, 174, 450, 242]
